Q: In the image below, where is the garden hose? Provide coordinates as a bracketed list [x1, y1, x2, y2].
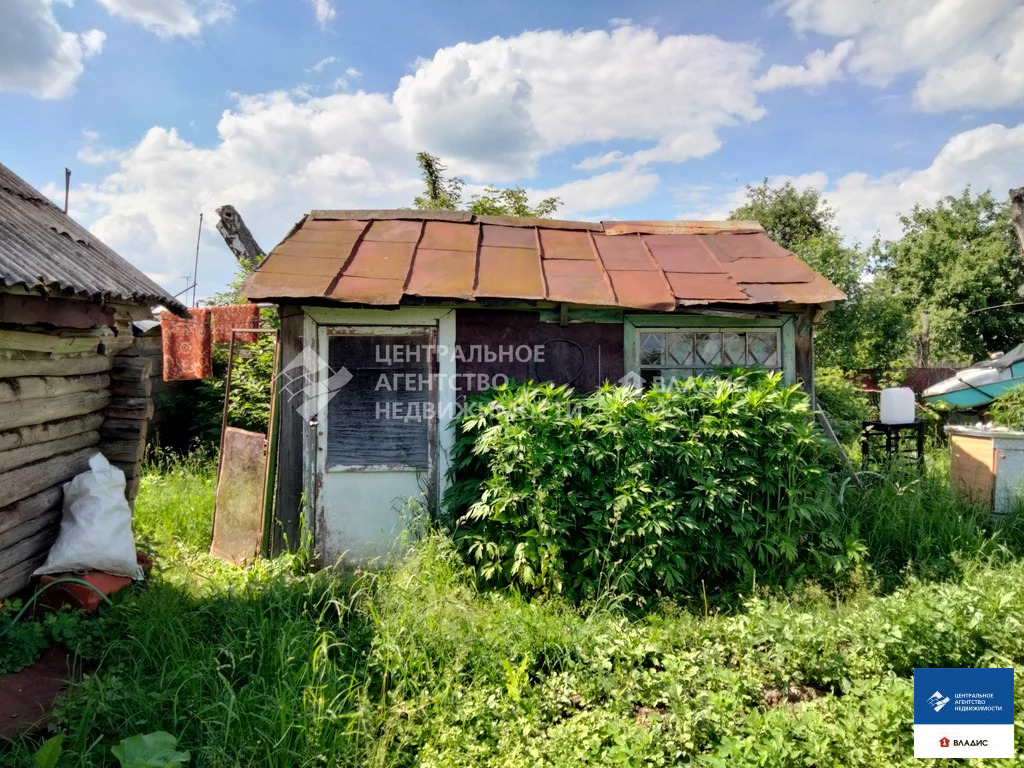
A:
[0, 577, 114, 640]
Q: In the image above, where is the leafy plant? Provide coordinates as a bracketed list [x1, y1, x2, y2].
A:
[414, 151, 560, 216]
[0, 602, 84, 676]
[988, 382, 1024, 430]
[446, 375, 841, 602]
[33, 735, 63, 768]
[111, 732, 190, 768]
[814, 367, 871, 445]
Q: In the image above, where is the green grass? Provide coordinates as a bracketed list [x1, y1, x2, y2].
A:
[4, 450, 1024, 766]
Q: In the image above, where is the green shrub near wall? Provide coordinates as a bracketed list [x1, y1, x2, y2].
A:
[445, 374, 846, 603]
[813, 367, 871, 446]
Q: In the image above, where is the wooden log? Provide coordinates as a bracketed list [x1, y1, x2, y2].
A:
[0, 412, 104, 452]
[126, 476, 141, 505]
[0, 328, 114, 355]
[0, 430, 100, 473]
[0, 506, 61, 555]
[0, 355, 112, 378]
[0, 390, 111, 432]
[121, 336, 163, 357]
[0, 294, 116, 329]
[0, 551, 48, 599]
[100, 418, 148, 441]
[110, 378, 153, 398]
[0, 373, 110, 404]
[110, 356, 154, 381]
[0, 486, 63, 538]
[0, 447, 95, 508]
[106, 397, 154, 420]
[0, 524, 59, 578]
[113, 461, 142, 480]
[98, 438, 145, 464]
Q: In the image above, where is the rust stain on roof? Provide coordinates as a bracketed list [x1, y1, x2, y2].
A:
[242, 210, 845, 310]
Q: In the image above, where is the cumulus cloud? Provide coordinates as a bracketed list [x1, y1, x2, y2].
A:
[778, 0, 1024, 111]
[306, 56, 338, 73]
[96, 0, 233, 38]
[755, 40, 853, 91]
[686, 124, 1024, 244]
[534, 167, 661, 216]
[393, 26, 765, 178]
[0, 0, 105, 99]
[310, 0, 335, 29]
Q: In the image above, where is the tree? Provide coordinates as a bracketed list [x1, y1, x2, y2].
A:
[729, 180, 907, 370]
[413, 152, 560, 217]
[876, 188, 1024, 365]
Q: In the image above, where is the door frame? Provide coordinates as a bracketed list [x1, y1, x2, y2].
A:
[301, 306, 457, 549]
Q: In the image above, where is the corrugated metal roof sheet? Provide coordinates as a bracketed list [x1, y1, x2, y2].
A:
[0, 162, 186, 313]
[243, 210, 846, 311]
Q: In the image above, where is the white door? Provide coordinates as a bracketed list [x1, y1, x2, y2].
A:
[316, 325, 437, 564]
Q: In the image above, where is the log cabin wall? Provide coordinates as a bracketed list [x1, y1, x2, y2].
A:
[0, 293, 156, 599]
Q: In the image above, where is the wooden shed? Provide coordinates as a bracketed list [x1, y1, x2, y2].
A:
[242, 210, 845, 564]
[0, 161, 185, 598]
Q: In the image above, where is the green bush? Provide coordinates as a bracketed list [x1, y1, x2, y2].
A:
[988, 382, 1024, 430]
[813, 366, 871, 445]
[446, 375, 844, 603]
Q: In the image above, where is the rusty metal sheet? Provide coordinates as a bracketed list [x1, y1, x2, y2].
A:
[592, 234, 656, 270]
[328, 275, 405, 305]
[607, 271, 675, 310]
[212, 427, 266, 565]
[481, 224, 537, 248]
[242, 269, 335, 299]
[539, 228, 596, 260]
[419, 221, 479, 251]
[344, 240, 416, 280]
[702, 232, 791, 261]
[643, 235, 725, 273]
[543, 259, 615, 305]
[361, 219, 423, 243]
[299, 218, 368, 232]
[313, 209, 473, 223]
[405, 248, 477, 299]
[741, 276, 846, 304]
[728, 255, 819, 283]
[477, 246, 545, 298]
[274, 237, 358, 258]
[258, 255, 344, 278]
[477, 215, 601, 231]
[602, 220, 763, 236]
[665, 272, 748, 301]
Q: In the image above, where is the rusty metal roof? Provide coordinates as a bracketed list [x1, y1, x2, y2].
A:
[0, 162, 186, 314]
[243, 210, 845, 311]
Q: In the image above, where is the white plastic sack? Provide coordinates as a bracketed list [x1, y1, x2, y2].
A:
[34, 452, 145, 580]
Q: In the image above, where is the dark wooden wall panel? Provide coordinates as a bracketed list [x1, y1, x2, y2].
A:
[272, 308, 305, 554]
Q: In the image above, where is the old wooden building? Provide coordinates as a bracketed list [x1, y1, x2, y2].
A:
[243, 210, 845, 565]
[0, 161, 185, 598]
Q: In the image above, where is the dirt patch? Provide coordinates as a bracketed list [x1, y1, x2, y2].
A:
[0, 644, 68, 740]
[633, 703, 667, 729]
[761, 684, 826, 708]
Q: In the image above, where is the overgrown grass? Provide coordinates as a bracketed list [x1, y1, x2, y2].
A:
[5, 449, 1024, 766]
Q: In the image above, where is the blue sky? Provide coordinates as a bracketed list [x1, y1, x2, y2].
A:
[2, 0, 1022, 300]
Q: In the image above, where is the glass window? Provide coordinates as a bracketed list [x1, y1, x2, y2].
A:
[637, 328, 780, 385]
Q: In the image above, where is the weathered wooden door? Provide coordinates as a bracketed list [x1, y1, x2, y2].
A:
[316, 325, 437, 564]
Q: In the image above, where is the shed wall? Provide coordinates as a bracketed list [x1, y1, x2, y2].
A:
[0, 295, 155, 598]
[454, 309, 624, 392]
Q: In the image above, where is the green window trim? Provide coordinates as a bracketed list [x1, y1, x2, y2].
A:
[624, 315, 796, 385]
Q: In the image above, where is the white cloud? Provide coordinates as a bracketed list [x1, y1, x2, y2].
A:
[572, 151, 626, 172]
[688, 124, 1024, 244]
[778, 0, 1024, 111]
[96, 0, 233, 38]
[755, 40, 853, 91]
[345, 67, 362, 79]
[310, 0, 336, 29]
[307, 56, 338, 73]
[0, 0, 105, 99]
[393, 26, 765, 179]
[53, 24, 775, 296]
[535, 167, 661, 216]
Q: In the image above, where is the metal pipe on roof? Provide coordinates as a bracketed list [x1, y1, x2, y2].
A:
[63, 168, 70, 214]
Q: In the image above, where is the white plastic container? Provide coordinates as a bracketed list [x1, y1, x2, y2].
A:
[880, 387, 916, 424]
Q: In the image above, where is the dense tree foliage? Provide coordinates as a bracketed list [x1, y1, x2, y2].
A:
[414, 151, 560, 217]
[730, 181, 1022, 370]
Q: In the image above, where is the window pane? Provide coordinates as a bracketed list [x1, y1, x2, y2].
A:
[327, 334, 432, 467]
[723, 332, 746, 365]
[639, 332, 664, 366]
[667, 332, 694, 366]
[747, 332, 778, 367]
[694, 332, 722, 367]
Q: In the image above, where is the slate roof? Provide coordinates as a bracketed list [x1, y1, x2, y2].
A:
[242, 210, 845, 311]
[0, 162, 186, 314]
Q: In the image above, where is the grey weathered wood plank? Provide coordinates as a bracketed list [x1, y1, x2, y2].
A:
[0, 430, 100, 473]
[0, 412, 104, 452]
[0, 390, 111, 432]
